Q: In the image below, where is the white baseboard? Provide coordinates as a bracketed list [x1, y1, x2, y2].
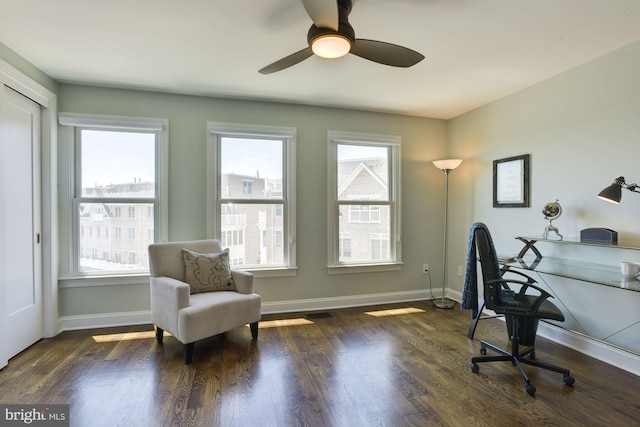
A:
[58, 290, 432, 331]
[60, 310, 152, 331]
[261, 289, 431, 314]
[536, 321, 640, 377]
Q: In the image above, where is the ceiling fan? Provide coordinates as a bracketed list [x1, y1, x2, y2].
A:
[259, 0, 425, 74]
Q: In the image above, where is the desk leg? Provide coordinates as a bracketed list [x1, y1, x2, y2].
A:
[516, 237, 542, 259]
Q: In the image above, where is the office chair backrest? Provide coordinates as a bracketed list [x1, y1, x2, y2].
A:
[474, 226, 504, 311]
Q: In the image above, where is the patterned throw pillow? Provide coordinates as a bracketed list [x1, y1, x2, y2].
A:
[182, 248, 236, 294]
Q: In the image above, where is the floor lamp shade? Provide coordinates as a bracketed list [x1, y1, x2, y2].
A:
[433, 159, 463, 171]
[432, 159, 463, 309]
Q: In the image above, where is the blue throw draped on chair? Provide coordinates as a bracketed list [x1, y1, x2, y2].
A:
[462, 222, 495, 319]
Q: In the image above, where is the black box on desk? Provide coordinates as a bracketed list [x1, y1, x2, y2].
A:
[580, 228, 617, 244]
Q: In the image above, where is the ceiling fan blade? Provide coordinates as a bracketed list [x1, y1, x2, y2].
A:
[259, 47, 314, 74]
[301, 0, 339, 31]
[350, 39, 425, 68]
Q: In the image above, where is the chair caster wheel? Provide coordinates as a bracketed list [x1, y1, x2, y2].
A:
[564, 375, 575, 386]
[525, 383, 536, 397]
[471, 362, 479, 373]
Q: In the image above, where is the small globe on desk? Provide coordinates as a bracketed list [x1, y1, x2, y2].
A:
[543, 201, 561, 219]
[542, 200, 563, 239]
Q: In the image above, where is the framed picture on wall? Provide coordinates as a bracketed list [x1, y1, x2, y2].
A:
[493, 154, 530, 208]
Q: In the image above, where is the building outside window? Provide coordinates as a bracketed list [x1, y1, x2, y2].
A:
[207, 122, 296, 275]
[327, 131, 401, 272]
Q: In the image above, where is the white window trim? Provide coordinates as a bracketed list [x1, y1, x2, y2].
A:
[207, 122, 297, 278]
[58, 113, 169, 284]
[327, 130, 402, 274]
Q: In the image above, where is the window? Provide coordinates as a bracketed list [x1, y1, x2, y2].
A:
[349, 205, 381, 223]
[371, 233, 389, 260]
[59, 113, 168, 278]
[207, 122, 296, 277]
[242, 180, 253, 195]
[339, 232, 352, 259]
[327, 131, 401, 272]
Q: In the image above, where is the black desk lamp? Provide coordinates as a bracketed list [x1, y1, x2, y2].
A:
[597, 177, 640, 204]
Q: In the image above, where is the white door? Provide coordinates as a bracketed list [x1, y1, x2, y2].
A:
[0, 86, 42, 366]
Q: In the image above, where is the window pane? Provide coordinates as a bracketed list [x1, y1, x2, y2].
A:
[220, 137, 283, 200]
[220, 202, 284, 267]
[338, 204, 390, 263]
[78, 202, 154, 273]
[81, 130, 155, 198]
[337, 144, 388, 201]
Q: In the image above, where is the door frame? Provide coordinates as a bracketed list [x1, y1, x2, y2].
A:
[0, 58, 58, 368]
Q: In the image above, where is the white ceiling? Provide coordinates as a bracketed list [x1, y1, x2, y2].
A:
[2, 0, 640, 119]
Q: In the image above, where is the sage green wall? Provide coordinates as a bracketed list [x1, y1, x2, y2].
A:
[58, 84, 449, 316]
[447, 40, 640, 295]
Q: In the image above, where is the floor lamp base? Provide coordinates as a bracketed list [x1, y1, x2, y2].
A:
[433, 298, 456, 309]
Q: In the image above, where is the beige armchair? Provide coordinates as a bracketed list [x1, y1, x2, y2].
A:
[148, 240, 261, 364]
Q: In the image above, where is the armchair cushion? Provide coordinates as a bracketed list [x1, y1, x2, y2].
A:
[182, 248, 236, 294]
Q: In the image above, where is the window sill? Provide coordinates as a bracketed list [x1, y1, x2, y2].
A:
[327, 262, 403, 275]
[59, 274, 150, 288]
[243, 267, 298, 278]
[59, 267, 299, 287]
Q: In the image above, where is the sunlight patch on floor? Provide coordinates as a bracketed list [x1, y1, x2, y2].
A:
[92, 330, 169, 343]
[364, 307, 426, 317]
[258, 318, 315, 328]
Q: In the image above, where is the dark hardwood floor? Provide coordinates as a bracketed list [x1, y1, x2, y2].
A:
[1, 301, 638, 426]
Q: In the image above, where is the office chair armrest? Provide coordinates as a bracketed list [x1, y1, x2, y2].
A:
[487, 277, 538, 291]
[487, 278, 553, 313]
[517, 281, 554, 313]
[501, 268, 536, 284]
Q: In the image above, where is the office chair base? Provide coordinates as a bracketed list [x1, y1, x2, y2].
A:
[470, 339, 575, 397]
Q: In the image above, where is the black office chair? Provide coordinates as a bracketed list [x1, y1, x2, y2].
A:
[468, 223, 575, 396]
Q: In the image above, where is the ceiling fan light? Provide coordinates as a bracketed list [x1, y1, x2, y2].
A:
[311, 34, 351, 59]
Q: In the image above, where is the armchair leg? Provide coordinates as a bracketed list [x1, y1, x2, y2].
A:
[184, 342, 195, 365]
[154, 325, 164, 344]
[250, 322, 259, 339]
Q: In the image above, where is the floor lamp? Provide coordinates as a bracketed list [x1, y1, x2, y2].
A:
[432, 159, 463, 309]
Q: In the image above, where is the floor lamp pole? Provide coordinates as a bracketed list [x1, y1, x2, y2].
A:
[432, 159, 462, 309]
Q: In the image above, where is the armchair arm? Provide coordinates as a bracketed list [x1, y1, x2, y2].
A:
[150, 276, 190, 336]
[231, 269, 255, 294]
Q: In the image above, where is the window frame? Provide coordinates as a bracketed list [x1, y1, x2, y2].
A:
[327, 130, 402, 274]
[58, 113, 168, 283]
[207, 122, 297, 278]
